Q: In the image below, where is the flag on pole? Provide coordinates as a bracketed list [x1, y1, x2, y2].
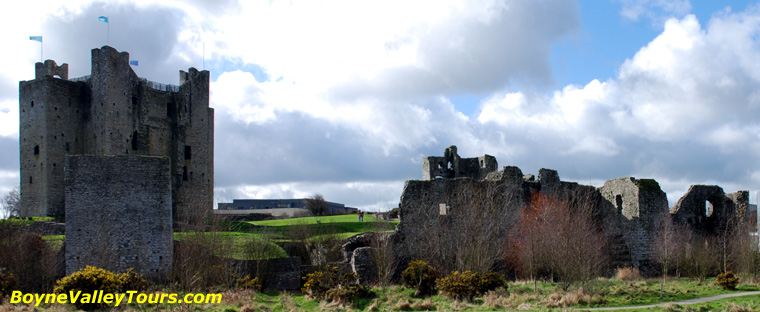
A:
[129, 60, 138, 66]
[29, 36, 42, 42]
[99, 16, 108, 23]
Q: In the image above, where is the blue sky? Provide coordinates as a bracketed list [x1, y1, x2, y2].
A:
[2, 0, 760, 209]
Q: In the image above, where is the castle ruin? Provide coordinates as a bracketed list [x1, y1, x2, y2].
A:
[19, 46, 214, 277]
[395, 146, 749, 276]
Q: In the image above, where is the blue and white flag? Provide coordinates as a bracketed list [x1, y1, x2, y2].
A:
[99, 16, 108, 23]
[129, 60, 138, 66]
[29, 36, 42, 42]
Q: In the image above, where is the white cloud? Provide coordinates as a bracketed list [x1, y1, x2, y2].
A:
[3, 1, 760, 211]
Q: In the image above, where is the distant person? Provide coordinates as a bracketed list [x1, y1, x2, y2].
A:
[359, 210, 364, 222]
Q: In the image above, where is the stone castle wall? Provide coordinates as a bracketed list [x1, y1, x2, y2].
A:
[65, 155, 172, 277]
[19, 46, 214, 219]
[395, 146, 750, 276]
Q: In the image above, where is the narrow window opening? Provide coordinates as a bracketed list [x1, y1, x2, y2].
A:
[182, 166, 188, 181]
[184, 146, 192, 160]
[30, 101, 34, 108]
[29, 176, 32, 184]
[166, 102, 175, 118]
[131, 131, 138, 150]
[65, 142, 70, 152]
[34, 145, 39, 155]
[705, 200, 714, 217]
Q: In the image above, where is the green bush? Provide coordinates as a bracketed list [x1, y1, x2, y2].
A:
[716, 271, 739, 290]
[54, 266, 151, 310]
[118, 268, 151, 292]
[54, 266, 122, 310]
[401, 260, 438, 296]
[237, 275, 262, 291]
[302, 270, 331, 299]
[302, 266, 373, 305]
[0, 267, 17, 304]
[479, 272, 507, 293]
[436, 271, 507, 301]
[436, 270, 481, 301]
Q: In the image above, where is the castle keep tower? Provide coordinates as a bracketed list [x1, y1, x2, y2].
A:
[19, 46, 214, 220]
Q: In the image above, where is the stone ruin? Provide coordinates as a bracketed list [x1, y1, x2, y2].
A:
[392, 145, 750, 276]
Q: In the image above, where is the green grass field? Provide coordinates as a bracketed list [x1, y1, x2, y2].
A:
[172, 213, 398, 260]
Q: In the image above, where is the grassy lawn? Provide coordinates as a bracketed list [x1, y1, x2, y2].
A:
[0, 216, 54, 228]
[174, 231, 288, 260]
[248, 214, 398, 238]
[159, 279, 760, 312]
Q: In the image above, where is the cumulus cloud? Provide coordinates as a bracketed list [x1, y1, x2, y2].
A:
[3, 1, 760, 209]
[476, 9, 760, 202]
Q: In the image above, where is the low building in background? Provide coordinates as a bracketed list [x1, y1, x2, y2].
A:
[217, 198, 358, 216]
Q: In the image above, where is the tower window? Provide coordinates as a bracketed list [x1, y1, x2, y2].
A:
[31, 101, 34, 108]
[167, 103, 175, 118]
[184, 146, 192, 160]
[131, 131, 138, 150]
[34, 145, 39, 155]
[182, 166, 188, 181]
[29, 176, 33, 184]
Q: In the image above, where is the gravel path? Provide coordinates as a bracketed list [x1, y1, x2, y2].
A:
[582, 291, 760, 311]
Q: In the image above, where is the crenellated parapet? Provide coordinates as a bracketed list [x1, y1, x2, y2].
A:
[35, 60, 68, 80]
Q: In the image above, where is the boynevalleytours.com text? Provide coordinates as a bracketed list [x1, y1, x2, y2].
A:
[9, 290, 222, 307]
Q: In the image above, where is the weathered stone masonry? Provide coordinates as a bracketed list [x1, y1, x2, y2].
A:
[19, 46, 214, 277]
[395, 146, 749, 275]
[65, 155, 172, 277]
[19, 46, 214, 219]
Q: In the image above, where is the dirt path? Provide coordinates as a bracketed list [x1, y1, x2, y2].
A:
[583, 291, 760, 311]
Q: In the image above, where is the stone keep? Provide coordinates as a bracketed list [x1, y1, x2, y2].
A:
[65, 155, 172, 277]
[18, 46, 214, 220]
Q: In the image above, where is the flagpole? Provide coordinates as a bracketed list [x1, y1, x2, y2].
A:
[107, 21, 110, 45]
[40, 39, 43, 63]
[203, 42, 205, 70]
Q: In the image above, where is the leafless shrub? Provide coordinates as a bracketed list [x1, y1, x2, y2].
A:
[0, 226, 60, 292]
[615, 267, 641, 281]
[509, 191, 608, 291]
[287, 221, 342, 267]
[653, 209, 692, 279]
[404, 179, 520, 274]
[0, 187, 19, 219]
[482, 288, 509, 309]
[304, 194, 329, 216]
[172, 201, 238, 290]
[370, 221, 397, 286]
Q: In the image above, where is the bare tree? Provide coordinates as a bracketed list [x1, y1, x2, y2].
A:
[304, 194, 329, 216]
[370, 221, 397, 286]
[1, 187, 20, 219]
[728, 213, 760, 281]
[652, 209, 691, 278]
[399, 179, 521, 275]
[509, 191, 608, 291]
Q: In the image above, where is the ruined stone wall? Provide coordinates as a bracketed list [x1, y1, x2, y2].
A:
[422, 146, 497, 180]
[65, 155, 172, 278]
[397, 146, 753, 277]
[671, 186, 749, 235]
[600, 178, 668, 272]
